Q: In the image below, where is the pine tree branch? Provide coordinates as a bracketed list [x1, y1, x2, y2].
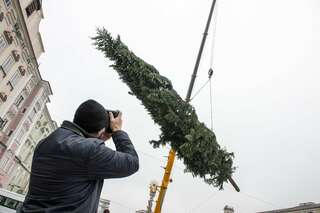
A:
[92, 28, 235, 189]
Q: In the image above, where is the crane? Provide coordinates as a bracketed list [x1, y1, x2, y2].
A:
[154, 1, 239, 212]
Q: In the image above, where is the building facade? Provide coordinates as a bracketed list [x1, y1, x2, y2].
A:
[0, 0, 56, 193]
[257, 202, 320, 213]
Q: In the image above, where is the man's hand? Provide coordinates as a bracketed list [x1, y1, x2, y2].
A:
[109, 111, 122, 132]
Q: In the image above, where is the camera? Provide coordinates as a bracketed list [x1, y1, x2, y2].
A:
[105, 110, 120, 133]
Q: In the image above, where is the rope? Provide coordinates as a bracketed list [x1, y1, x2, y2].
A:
[209, 0, 219, 68]
[208, 0, 219, 130]
[189, 192, 216, 213]
[209, 76, 213, 131]
[189, 79, 211, 101]
[190, 68, 214, 102]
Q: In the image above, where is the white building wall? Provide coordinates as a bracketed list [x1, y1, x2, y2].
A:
[0, 0, 55, 191]
[8, 103, 57, 193]
[8, 84, 47, 152]
[18, 0, 44, 60]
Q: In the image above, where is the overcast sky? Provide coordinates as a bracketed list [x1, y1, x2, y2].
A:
[38, 0, 320, 212]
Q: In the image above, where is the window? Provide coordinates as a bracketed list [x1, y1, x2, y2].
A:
[1, 55, 15, 75]
[21, 41, 26, 49]
[0, 195, 5, 204]
[28, 107, 37, 121]
[6, 11, 14, 25]
[0, 117, 8, 130]
[9, 70, 22, 88]
[27, 76, 37, 90]
[6, 81, 13, 91]
[21, 51, 28, 63]
[7, 130, 13, 136]
[25, 78, 35, 92]
[0, 35, 7, 52]
[21, 139, 31, 160]
[26, 65, 33, 76]
[0, 117, 4, 128]
[21, 88, 30, 99]
[4, 16, 10, 26]
[15, 95, 24, 108]
[10, 9, 16, 21]
[15, 128, 25, 144]
[0, 153, 12, 172]
[40, 92, 48, 105]
[36, 120, 41, 128]
[13, 36, 19, 46]
[35, 101, 41, 110]
[0, 67, 5, 78]
[4, 197, 19, 209]
[26, 0, 41, 17]
[0, 12, 4, 22]
[3, 0, 12, 9]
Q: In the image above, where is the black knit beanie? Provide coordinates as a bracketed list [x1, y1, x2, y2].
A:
[73, 99, 108, 133]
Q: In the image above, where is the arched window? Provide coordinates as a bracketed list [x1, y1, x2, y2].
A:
[22, 51, 28, 63]
[9, 9, 16, 22]
[4, 16, 10, 26]
[0, 35, 7, 53]
[3, 0, 12, 9]
[13, 36, 19, 46]
[6, 11, 13, 25]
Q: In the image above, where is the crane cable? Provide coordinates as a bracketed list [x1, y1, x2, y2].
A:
[189, 0, 219, 131]
[209, 69, 214, 131]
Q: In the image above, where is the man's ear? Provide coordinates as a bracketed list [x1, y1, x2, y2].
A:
[97, 128, 106, 136]
[98, 132, 112, 141]
[96, 128, 112, 141]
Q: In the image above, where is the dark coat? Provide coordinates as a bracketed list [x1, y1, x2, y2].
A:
[18, 121, 139, 213]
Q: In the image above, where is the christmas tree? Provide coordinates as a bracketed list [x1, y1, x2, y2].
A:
[92, 28, 235, 189]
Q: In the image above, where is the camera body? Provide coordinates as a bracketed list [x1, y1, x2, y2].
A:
[105, 110, 120, 133]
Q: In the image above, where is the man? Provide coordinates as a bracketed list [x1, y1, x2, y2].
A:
[18, 99, 139, 213]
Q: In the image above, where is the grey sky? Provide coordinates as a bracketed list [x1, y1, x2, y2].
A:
[39, 0, 320, 212]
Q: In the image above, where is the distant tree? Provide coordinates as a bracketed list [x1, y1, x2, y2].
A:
[92, 28, 235, 189]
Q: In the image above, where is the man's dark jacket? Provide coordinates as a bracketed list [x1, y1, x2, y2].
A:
[18, 121, 139, 213]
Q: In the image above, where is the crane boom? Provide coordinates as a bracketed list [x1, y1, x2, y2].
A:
[154, 1, 218, 212]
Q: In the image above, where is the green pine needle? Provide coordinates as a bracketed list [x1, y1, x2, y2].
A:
[92, 28, 235, 189]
